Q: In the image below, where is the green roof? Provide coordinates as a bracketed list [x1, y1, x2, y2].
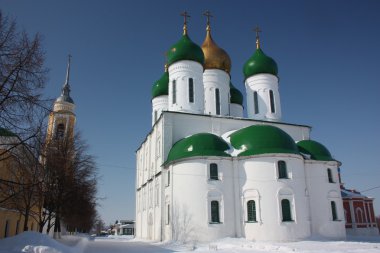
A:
[167, 34, 205, 66]
[152, 71, 169, 98]
[165, 133, 230, 165]
[243, 48, 278, 79]
[229, 125, 299, 156]
[297, 140, 335, 161]
[0, 127, 17, 137]
[230, 82, 243, 105]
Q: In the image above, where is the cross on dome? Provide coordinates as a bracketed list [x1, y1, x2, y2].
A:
[181, 11, 190, 35]
[254, 25, 262, 49]
[203, 10, 213, 30]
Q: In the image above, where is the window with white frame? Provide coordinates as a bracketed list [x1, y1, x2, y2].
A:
[211, 201, 220, 223]
[331, 201, 338, 221]
[209, 163, 218, 180]
[281, 199, 293, 222]
[247, 200, 257, 222]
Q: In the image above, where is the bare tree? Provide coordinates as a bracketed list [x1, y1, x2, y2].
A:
[43, 130, 98, 237]
[0, 11, 49, 159]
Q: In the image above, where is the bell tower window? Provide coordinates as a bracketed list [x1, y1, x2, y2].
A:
[55, 123, 65, 139]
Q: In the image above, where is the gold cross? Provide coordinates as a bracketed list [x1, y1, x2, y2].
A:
[203, 10, 213, 26]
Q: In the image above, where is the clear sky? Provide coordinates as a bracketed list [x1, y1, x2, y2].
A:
[1, 0, 379, 225]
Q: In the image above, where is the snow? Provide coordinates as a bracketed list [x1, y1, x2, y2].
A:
[1, 232, 380, 253]
[0, 232, 87, 253]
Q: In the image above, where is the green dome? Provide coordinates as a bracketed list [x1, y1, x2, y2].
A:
[152, 71, 169, 98]
[297, 140, 335, 161]
[165, 133, 230, 165]
[229, 125, 299, 156]
[229, 82, 243, 105]
[0, 127, 17, 137]
[167, 34, 205, 66]
[243, 48, 278, 79]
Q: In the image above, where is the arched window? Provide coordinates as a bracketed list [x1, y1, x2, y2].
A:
[356, 208, 364, 223]
[269, 90, 275, 113]
[189, 78, 194, 103]
[327, 168, 334, 183]
[281, 199, 292, 222]
[278, 161, 288, 179]
[172, 80, 176, 104]
[55, 123, 65, 139]
[154, 110, 157, 122]
[210, 163, 218, 180]
[331, 201, 338, 221]
[215, 88, 220, 115]
[247, 200, 257, 222]
[253, 91, 259, 114]
[211, 201, 220, 223]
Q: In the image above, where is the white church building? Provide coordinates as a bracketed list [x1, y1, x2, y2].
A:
[135, 14, 348, 242]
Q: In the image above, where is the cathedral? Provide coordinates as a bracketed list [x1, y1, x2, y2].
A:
[135, 13, 378, 242]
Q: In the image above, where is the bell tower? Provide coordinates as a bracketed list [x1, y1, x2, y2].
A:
[46, 55, 76, 144]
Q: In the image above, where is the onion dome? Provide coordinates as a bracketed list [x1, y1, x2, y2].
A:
[297, 140, 335, 161]
[243, 28, 278, 79]
[56, 56, 74, 104]
[152, 65, 169, 98]
[167, 14, 204, 66]
[243, 48, 278, 79]
[165, 133, 230, 165]
[229, 82, 243, 105]
[201, 24, 231, 73]
[0, 127, 17, 137]
[229, 125, 299, 156]
[167, 34, 204, 66]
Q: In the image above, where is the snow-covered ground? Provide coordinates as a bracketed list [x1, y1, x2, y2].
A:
[1, 232, 380, 253]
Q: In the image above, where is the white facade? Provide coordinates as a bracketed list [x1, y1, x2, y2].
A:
[203, 69, 230, 116]
[229, 103, 243, 118]
[152, 96, 168, 125]
[135, 112, 346, 242]
[168, 61, 204, 114]
[246, 73, 282, 121]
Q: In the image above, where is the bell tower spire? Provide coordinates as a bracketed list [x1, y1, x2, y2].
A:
[46, 56, 76, 143]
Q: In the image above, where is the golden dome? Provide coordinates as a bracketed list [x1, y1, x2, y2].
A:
[201, 25, 231, 73]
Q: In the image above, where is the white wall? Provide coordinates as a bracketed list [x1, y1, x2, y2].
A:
[169, 158, 236, 242]
[152, 96, 168, 126]
[245, 74, 282, 121]
[229, 103, 243, 118]
[168, 61, 204, 114]
[203, 69, 230, 116]
[305, 161, 346, 239]
[239, 155, 311, 241]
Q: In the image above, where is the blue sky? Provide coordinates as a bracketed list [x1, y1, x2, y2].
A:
[1, 0, 379, 225]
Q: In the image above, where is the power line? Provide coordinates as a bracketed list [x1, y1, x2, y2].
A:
[360, 186, 380, 193]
